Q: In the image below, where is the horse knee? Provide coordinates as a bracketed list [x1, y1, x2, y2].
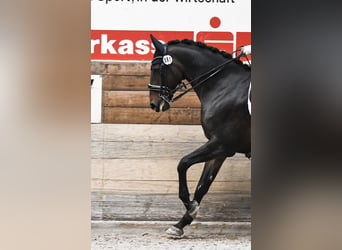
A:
[177, 157, 191, 174]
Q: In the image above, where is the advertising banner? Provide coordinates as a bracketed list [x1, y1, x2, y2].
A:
[91, 0, 251, 61]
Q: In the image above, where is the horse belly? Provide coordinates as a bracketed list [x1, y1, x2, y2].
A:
[201, 111, 250, 156]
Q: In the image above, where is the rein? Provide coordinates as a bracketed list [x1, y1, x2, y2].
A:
[172, 55, 242, 103]
[148, 47, 245, 104]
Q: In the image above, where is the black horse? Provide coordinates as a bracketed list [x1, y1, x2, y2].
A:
[148, 35, 251, 236]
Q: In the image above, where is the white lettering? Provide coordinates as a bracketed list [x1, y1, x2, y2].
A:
[91, 35, 178, 57]
[135, 40, 150, 55]
[101, 34, 116, 54]
[118, 39, 134, 54]
[91, 39, 100, 54]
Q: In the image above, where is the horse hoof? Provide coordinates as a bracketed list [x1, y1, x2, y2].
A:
[188, 201, 200, 217]
[166, 226, 184, 237]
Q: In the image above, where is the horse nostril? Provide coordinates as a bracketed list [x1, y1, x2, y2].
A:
[150, 102, 156, 110]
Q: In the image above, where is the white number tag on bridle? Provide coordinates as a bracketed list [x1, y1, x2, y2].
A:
[163, 55, 173, 65]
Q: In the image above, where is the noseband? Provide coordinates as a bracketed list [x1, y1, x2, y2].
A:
[148, 44, 243, 104]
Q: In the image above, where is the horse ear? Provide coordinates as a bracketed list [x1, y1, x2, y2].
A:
[150, 34, 165, 54]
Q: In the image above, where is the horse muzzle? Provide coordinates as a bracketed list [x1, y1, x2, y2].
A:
[150, 98, 170, 112]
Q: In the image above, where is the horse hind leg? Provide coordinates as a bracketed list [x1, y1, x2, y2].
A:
[190, 157, 226, 216]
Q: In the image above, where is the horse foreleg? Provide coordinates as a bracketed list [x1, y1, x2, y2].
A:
[166, 158, 226, 237]
[166, 157, 226, 236]
[167, 139, 224, 236]
[166, 211, 194, 237]
[177, 139, 222, 210]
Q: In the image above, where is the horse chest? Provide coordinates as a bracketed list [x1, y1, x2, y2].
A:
[200, 108, 224, 135]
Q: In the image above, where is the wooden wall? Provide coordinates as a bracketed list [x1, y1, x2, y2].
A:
[91, 61, 201, 124]
[91, 124, 251, 222]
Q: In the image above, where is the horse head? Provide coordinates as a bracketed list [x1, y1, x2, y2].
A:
[148, 35, 185, 112]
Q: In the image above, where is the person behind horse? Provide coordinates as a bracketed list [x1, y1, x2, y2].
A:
[241, 45, 251, 56]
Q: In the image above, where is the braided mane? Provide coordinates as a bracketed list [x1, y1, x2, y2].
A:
[167, 39, 250, 70]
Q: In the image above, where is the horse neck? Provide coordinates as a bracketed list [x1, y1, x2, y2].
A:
[175, 48, 227, 80]
[173, 46, 235, 98]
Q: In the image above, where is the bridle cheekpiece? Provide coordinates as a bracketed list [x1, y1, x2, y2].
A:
[148, 44, 185, 104]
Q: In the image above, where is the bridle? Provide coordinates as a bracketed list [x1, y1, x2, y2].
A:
[148, 44, 245, 104]
[148, 52, 183, 104]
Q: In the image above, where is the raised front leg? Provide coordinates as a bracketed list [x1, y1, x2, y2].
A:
[177, 138, 224, 210]
[166, 138, 228, 236]
[166, 157, 226, 236]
